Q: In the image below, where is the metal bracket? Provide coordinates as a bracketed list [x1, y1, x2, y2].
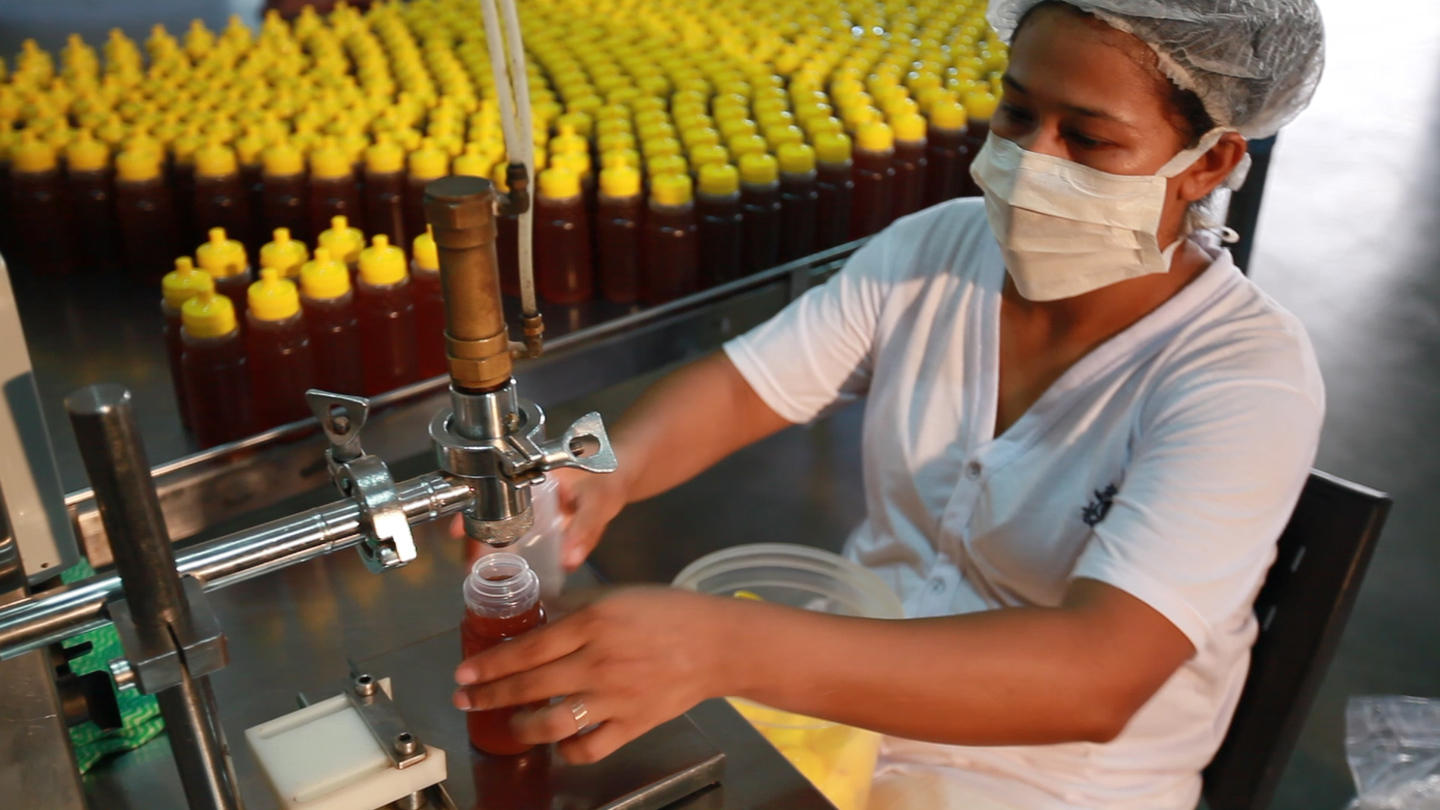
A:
[343, 671, 428, 770]
[108, 577, 228, 695]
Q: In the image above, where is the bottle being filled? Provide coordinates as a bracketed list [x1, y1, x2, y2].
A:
[363, 136, 407, 247]
[410, 227, 446, 379]
[194, 138, 256, 254]
[849, 122, 897, 239]
[10, 130, 74, 276]
[161, 257, 211, 430]
[891, 113, 928, 220]
[246, 269, 316, 430]
[776, 143, 819, 263]
[595, 164, 644, 305]
[261, 139, 310, 244]
[299, 247, 364, 395]
[308, 138, 362, 241]
[404, 139, 448, 251]
[460, 553, 548, 756]
[534, 166, 593, 305]
[958, 92, 998, 198]
[640, 172, 699, 305]
[195, 227, 252, 324]
[259, 227, 309, 281]
[318, 214, 364, 278]
[65, 130, 121, 273]
[813, 131, 855, 250]
[923, 99, 968, 207]
[355, 234, 418, 396]
[114, 148, 179, 284]
[180, 276, 254, 448]
[695, 162, 743, 288]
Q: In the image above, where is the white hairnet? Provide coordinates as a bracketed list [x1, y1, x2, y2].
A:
[987, 0, 1325, 139]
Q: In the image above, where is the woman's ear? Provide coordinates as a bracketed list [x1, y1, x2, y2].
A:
[1177, 132, 1248, 202]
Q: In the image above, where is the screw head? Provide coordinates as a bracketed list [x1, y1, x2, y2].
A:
[353, 673, 377, 697]
[394, 731, 419, 756]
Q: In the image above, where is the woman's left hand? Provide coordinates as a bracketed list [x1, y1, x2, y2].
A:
[452, 586, 741, 764]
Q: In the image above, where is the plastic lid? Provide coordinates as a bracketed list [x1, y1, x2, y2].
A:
[248, 268, 301, 321]
[650, 171, 692, 207]
[599, 164, 641, 198]
[690, 142, 729, 170]
[727, 133, 768, 159]
[365, 136, 404, 173]
[697, 162, 739, 197]
[645, 154, 687, 179]
[115, 148, 162, 181]
[194, 137, 238, 177]
[598, 131, 637, 154]
[162, 256, 212, 309]
[764, 125, 805, 147]
[739, 152, 779, 186]
[263, 140, 304, 176]
[64, 129, 109, 172]
[299, 246, 351, 299]
[929, 99, 968, 131]
[856, 121, 895, 153]
[551, 151, 591, 180]
[408, 139, 449, 180]
[963, 91, 998, 121]
[600, 148, 641, 171]
[318, 215, 364, 266]
[550, 124, 588, 156]
[358, 234, 407, 286]
[815, 131, 853, 165]
[259, 228, 309, 279]
[412, 226, 438, 272]
[196, 227, 248, 278]
[538, 165, 582, 199]
[777, 142, 817, 175]
[642, 136, 682, 159]
[309, 139, 351, 179]
[181, 282, 238, 339]
[452, 146, 492, 179]
[11, 130, 56, 173]
[892, 113, 927, 143]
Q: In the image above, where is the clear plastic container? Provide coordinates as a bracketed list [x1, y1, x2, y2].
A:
[468, 477, 565, 604]
[672, 543, 903, 810]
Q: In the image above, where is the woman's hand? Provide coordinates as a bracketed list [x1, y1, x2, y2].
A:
[452, 587, 741, 764]
[552, 467, 629, 572]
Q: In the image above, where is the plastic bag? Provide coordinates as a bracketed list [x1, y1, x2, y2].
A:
[1344, 696, 1440, 809]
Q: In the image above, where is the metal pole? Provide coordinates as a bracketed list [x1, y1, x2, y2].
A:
[66, 384, 242, 810]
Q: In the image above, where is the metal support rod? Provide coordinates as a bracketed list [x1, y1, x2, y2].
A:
[66, 384, 242, 810]
[0, 472, 472, 660]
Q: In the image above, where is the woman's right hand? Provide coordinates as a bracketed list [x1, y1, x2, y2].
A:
[552, 466, 629, 571]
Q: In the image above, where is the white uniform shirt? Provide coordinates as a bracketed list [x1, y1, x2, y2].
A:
[723, 199, 1324, 810]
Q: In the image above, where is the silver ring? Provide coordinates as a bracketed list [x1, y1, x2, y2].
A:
[569, 699, 590, 733]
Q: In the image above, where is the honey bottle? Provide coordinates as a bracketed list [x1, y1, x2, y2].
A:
[777, 142, 819, 263]
[923, 99, 967, 207]
[695, 162, 743, 288]
[180, 276, 254, 448]
[849, 122, 897, 239]
[814, 132, 854, 249]
[299, 247, 364, 395]
[194, 138, 256, 253]
[534, 166, 593, 305]
[410, 226, 446, 379]
[891, 113, 928, 220]
[262, 139, 309, 243]
[355, 235, 418, 395]
[461, 553, 547, 756]
[363, 135, 406, 247]
[246, 268, 315, 429]
[64, 129, 120, 272]
[114, 148, 179, 284]
[195, 227, 253, 323]
[595, 164, 643, 305]
[161, 257, 210, 429]
[403, 139, 448, 252]
[738, 152, 781, 276]
[318, 214, 364, 277]
[641, 173, 698, 305]
[10, 130, 74, 275]
[309, 138, 362, 240]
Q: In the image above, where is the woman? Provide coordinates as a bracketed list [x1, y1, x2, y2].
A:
[452, 1, 1327, 807]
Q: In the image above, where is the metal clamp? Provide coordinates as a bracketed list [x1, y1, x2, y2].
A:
[307, 391, 416, 573]
[107, 577, 227, 695]
[344, 671, 428, 770]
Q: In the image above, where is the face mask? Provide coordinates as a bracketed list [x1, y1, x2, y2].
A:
[970, 128, 1229, 302]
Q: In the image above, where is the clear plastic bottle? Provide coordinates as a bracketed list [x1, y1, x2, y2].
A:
[849, 122, 897, 239]
[411, 226, 447, 379]
[65, 129, 121, 273]
[162, 257, 211, 430]
[595, 164, 644, 305]
[115, 148, 180, 284]
[460, 553, 548, 756]
[299, 247, 364, 395]
[814, 131, 854, 249]
[259, 227, 309, 281]
[195, 227, 252, 324]
[641, 173, 699, 305]
[467, 477, 565, 603]
[695, 162, 743, 288]
[364, 135, 407, 247]
[262, 139, 310, 244]
[890, 113, 928, 219]
[534, 166, 594, 305]
[180, 277, 254, 448]
[777, 143, 819, 263]
[355, 234, 418, 395]
[923, 99, 968, 207]
[246, 268, 315, 430]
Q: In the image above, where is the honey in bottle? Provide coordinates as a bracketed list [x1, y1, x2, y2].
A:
[318, 214, 364, 278]
[64, 129, 121, 273]
[923, 99, 968, 207]
[170, 126, 205, 251]
[891, 113, 929, 220]
[849, 122, 897, 239]
[180, 277, 255, 448]
[461, 553, 548, 756]
[309, 138, 362, 241]
[814, 132, 855, 249]
[595, 164, 644, 304]
[262, 139, 310, 244]
[959, 92, 998, 198]
[355, 235, 418, 395]
[410, 227, 446, 379]
[115, 148, 180, 284]
[299, 248, 364, 395]
[194, 138, 256, 253]
[363, 136, 406, 247]
[196, 227, 253, 324]
[404, 139, 448, 252]
[695, 162, 743, 288]
[10, 130, 74, 275]
[491, 162, 520, 298]
[246, 269, 315, 429]
[162, 257, 211, 430]
[534, 166, 593, 305]
[259, 227, 309, 281]
[640, 172, 699, 305]
[739, 153, 782, 276]
[236, 128, 267, 251]
[777, 143, 819, 263]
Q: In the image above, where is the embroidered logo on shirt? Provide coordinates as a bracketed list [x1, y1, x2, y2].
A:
[1082, 484, 1119, 527]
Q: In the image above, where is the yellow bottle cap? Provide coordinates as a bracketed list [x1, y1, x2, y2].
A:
[764, 125, 805, 147]
[551, 150, 591, 180]
[408, 139, 449, 180]
[181, 282, 239, 339]
[452, 145, 492, 178]
[739, 152, 779, 186]
[259, 227, 309, 279]
[596, 117, 633, 138]
[235, 128, 266, 167]
[162, 256, 211, 309]
[963, 91, 999, 121]
[412, 226, 438, 272]
[196, 227, 248, 277]
[636, 121, 676, 143]
[598, 131, 637, 154]
[650, 171, 692, 207]
[194, 137, 238, 177]
[718, 118, 757, 142]
[115, 148, 162, 181]
[856, 121, 895, 153]
[815, 131, 853, 164]
[727, 133, 768, 159]
[358, 234, 408, 286]
[892, 112, 927, 143]
[318, 215, 364, 266]
[599, 164, 641, 198]
[365, 136, 404, 173]
[646, 153, 687, 179]
[600, 148, 641, 171]
[248, 267, 301, 321]
[309, 138, 351, 179]
[642, 137, 682, 160]
[929, 99, 968, 131]
[263, 140, 304, 176]
[539, 165, 582, 199]
[681, 127, 720, 150]
[697, 162, 739, 196]
[549, 124, 588, 156]
[490, 161, 510, 193]
[777, 142, 817, 175]
[299, 246, 351, 299]
[11, 130, 56, 173]
[65, 129, 109, 172]
[690, 142, 729, 170]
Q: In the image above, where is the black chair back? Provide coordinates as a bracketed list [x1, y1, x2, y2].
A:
[1203, 470, 1392, 810]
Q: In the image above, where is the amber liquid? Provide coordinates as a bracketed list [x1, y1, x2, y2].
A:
[412, 264, 447, 379]
[740, 181, 782, 276]
[596, 193, 643, 304]
[262, 170, 310, 244]
[68, 167, 121, 273]
[356, 276, 418, 396]
[462, 602, 548, 756]
[958, 119, 989, 197]
[849, 148, 896, 239]
[163, 302, 192, 430]
[497, 212, 520, 298]
[470, 746, 553, 809]
[892, 140, 927, 220]
[924, 125, 967, 207]
[195, 173, 255, 255]
[640, 200, 698, 305]
[303, 292, 365, 395]
[696, 191, 742, 288]
[815, 160, 854, 249]
[310, 174, 362, 241]
[246, 312, 316, 430]
[535, 194, 594, 305]
[13, 167, 75, 276]
[116, 175, 180, 284]
[172, 162, 199, 251]
[364, 169, 406, 247]
[779, 170, 819, 263]
[403, 175, 432, 253]
[213, 271, 253, 325]
[243, 163, 265, 252]
[180, 326, 254, 448]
